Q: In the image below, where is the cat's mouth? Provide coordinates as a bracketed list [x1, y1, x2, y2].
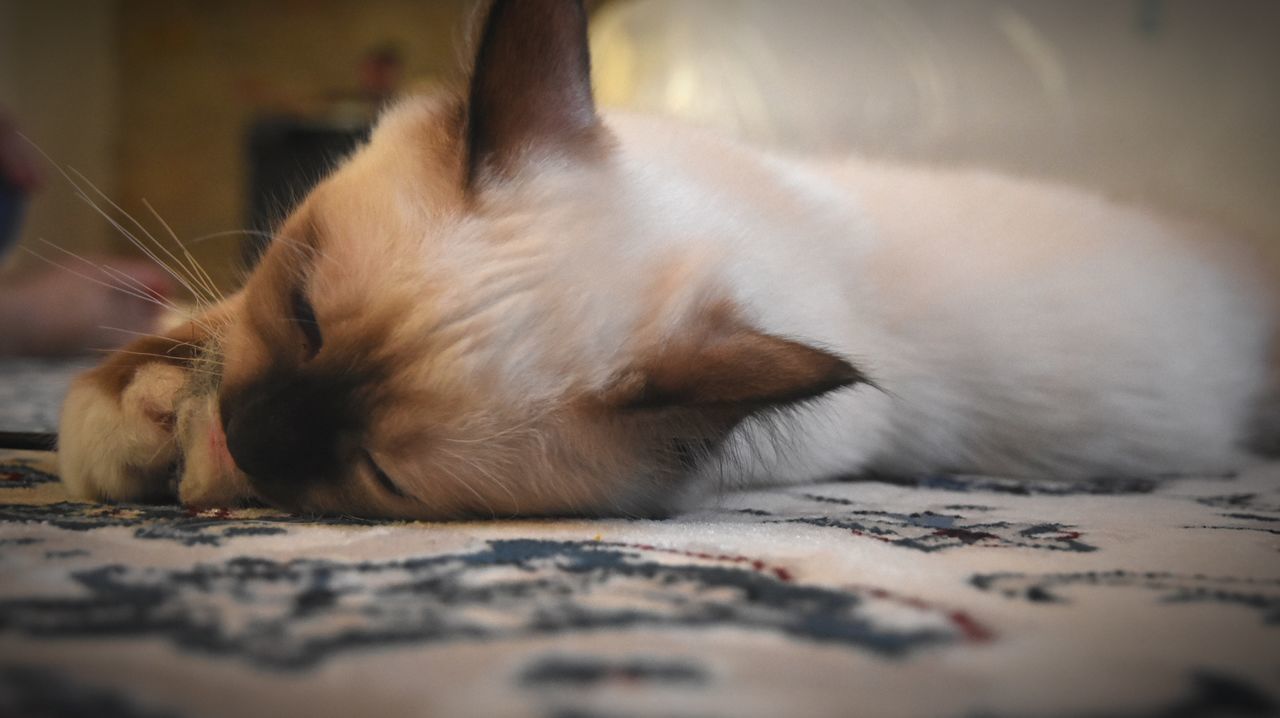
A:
[207, 403, 409, 509]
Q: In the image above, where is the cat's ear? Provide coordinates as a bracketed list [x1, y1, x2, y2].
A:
[465, 0, 602, 185]
[602, 308, 865, 416]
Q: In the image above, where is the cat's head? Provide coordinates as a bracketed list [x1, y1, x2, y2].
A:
[214, 0, 862, 519]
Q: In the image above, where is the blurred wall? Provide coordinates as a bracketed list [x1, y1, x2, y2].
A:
[0, 0, 119, 265]
[114, 0, 471, 291]
[592, 0, 1280, 254]
[4, 1, 1276, 289]
[3, 0, 474, 291]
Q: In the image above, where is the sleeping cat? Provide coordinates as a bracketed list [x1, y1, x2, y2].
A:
[58, 0, 1278, 519]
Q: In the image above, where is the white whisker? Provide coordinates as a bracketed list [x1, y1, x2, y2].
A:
[142, 198, 225, 304]
[27, 241, 165, 308]
[90, 349, 224, 374]
[437, 444, 519, 514]
[20, 246, 204, 329]
[435, 457, 498, 519]
[16, 135, 215, 307]
[66, 168, 215, 306]
[97, 263, 191, 316]
[95, 327, 212, 359]
[62, 180, 210, 307]
[181, 228, 277, 248]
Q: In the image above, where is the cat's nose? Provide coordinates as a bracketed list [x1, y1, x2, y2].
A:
[221, 379, 354, 491]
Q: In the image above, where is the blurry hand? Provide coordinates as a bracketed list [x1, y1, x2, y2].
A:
[0, 259, 177, 357]
[0, 111, 43, 192]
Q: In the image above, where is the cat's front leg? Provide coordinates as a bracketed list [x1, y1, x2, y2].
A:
[58, 314, 220, 503]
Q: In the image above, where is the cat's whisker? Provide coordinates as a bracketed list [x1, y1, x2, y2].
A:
[206, 215, 331, 264]
[145, 433, 180, 465]
[431, 414, 553, 513]
[184, 229, 270, 247]
[275, 234, 334, 267]
[20, 245, 211, 333]
[141, 198, 226, 304]
[96, 326, 209, 357]
[95, 324, 214, 352]
[186, 228, 335, 291]
[438, 444, 519, 513]
[432, 458, 498, 519]
[90, 348, 224, 373]
[64, 182, 212, 309]
[226, 232, 327, 289]
[96, 325, 168, 340]
[24, 243, 165, 309]
[443, 410, 552, 446]
[17, 134, 215, 307]
[88, 346, 213, 362]
[96, 262, 195, 319]
[66, 168, 217, 307]
[60, 182, 208, 306]
[181, 228, 278, 250]
[186, 353, 226, 367]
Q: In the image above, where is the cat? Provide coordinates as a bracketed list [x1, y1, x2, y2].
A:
[57, 0, 1278, 519]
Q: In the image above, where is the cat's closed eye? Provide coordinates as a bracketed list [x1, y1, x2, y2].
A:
[364, 450, 407, 498]
[289, 287, 322, 360]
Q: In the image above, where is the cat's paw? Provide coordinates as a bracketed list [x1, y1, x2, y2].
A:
[58, 361, 187, 502]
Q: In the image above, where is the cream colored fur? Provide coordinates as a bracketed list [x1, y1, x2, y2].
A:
[59, 362, 187, 502]
[56, 0, 1280, 519]
[593, 113, 1274, 488]
[58, 97, 1276, 518]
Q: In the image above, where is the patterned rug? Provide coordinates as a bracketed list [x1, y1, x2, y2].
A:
[0, 359, 1278, 717]
[1, 443, 1278, 718]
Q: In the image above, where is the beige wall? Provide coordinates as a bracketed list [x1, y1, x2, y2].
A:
[5, 1, 1276, 288]
[114, 0, 471, 291]
[593, 0, 1280, 253]
[4, 0, 472, 292]
[0, 0, 119, 266]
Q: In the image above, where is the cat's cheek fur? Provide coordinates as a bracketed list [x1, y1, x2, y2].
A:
[58, 363, 186, 502]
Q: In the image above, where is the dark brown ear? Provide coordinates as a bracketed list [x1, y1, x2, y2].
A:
[604, 312, 865, 414]
[466, 0, 600, 185]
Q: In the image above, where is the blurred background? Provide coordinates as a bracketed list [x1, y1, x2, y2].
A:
[1, 0, 1278, 296]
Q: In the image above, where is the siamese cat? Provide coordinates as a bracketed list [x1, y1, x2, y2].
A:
[58, 0, 1278, 519]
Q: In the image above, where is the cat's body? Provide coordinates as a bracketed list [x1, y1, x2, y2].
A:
[58, 0, 1277, 519]
[611, 113, 1274, 488]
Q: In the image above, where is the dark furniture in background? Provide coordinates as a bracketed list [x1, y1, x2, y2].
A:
[244, 118, 369, 263]
[0, 182, 26, 259]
